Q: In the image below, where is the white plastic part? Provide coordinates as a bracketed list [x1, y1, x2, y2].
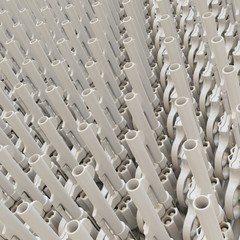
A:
[66, 219, 93, 240]
[45, 85, 87, 146]
[17, 201, 60, 240]
[236, 104, 240, 127]
[193, 195, 224, 240]
[40, 6, 63, 40]
[19, 8, 39, 38]
[65, 3, 94, 38]
[183, 140, 220, 216]
[126, 178, 171, 240]
[3, 111, 43, 156]
[164, 36, 185, 66]
[0, 58, 19, 88]
[169, 63, 192, 100]
[0, 146, 47, 205]
[29, 38, 56, 79]
[37, 116, 78, 170]
[0, 125, 25, 164]
[233, 0, 240, 21]
[156, 0, 173, 17]
[201, 12, 218, 49]
[122, 0, 148, 40]
[29, 154, 83, 220]
[0, 22, 8, 46]
[0, 0, 239, 239]
[61, 19, 91, 61]
[175, 97, 202, 142]
[0, 86, 15, 112]
[90, 17, 121, 65]
[0, 193, 36, 240]
[123, 37, 153, 83]
[0, 9, 14, 35]
[12, 22, 30, 54]
[73, 0, 94, 21]
[47, 0, 65, 22]
[5, 38, 25, 68]
[72, 165, 129, 239]
[78, 122, 126, 196]
[123, 16, 150, 59]
[0, 169, 15, 197]
[159, 14, 178, 38]
[100, 0, 121, 26]
[92, 2, 121, 53]
[87, 38, 124, 103]
[222, 65, 240, 115]
[0, 1, 18, 22]
[85, 60, 124, 126]
[211, 36, 228, 81]
[26, 0, 43, 19]
[123, 60, 157, 106]
[56, 38, 89, 89]
[129, 0, 146, 27]
[192, 0, 208, 17]
[52, 60, 92, 121]
[82, 88, 124, 157]
[21, 59, 48, 97]
[65, 4, 91, 41]
[124, 62, 158, 120]
[125, 130, 171, 207]
[124, 92, 164, 166]
[13, 83, 44, 126]
[35, 20, 62, 60]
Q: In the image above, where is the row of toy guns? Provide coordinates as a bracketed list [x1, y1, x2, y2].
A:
[0, 0, 174, 239]
[151, 0, 240, 239]
[0, 0, 240, 240]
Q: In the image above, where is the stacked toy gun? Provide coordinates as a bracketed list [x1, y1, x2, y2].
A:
[0, 0, 240, 240]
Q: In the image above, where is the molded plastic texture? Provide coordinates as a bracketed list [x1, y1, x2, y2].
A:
[0, 0, 239, 240]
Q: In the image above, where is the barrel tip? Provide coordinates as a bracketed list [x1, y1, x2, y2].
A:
[211, 36, 223, 43]
[38, 116, 48, 125]
[183, 139, 198, 151]
[56, 38, 66, 45]
[123, 37, 133, 45]
[90, 18, 99, 24]
[78, 122, 89, 132]
[85, 60, 95, 68]
[22, 59, 31, 65]
[82, 88, 93, 97]
[66, 220, 80, 234]
[175, 97, 188, 106]
[88, 38, 97, 44]
[30, 38, 38, 44]
[4, 111, 14, 119]
[14, 82, 23, 89]
[72, 165, 84, 177]
[29, 154, 41, 164]
[169, 63, 181, 72]
[124, 62, 134, 70]
[193, 195, 210, 210]
[45, 85, 56, 93]
[52, 59, 61, 66]
[164, 36, 175, 44]
[124, 92, 135, 101]
[126, 179, 140, 192]
[125, 130, 138, 141]
[160, 14, 170, 21]
[202, 12, 214, 19]
[17, 202, 30, 215]
[223, 65, 236, 74]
